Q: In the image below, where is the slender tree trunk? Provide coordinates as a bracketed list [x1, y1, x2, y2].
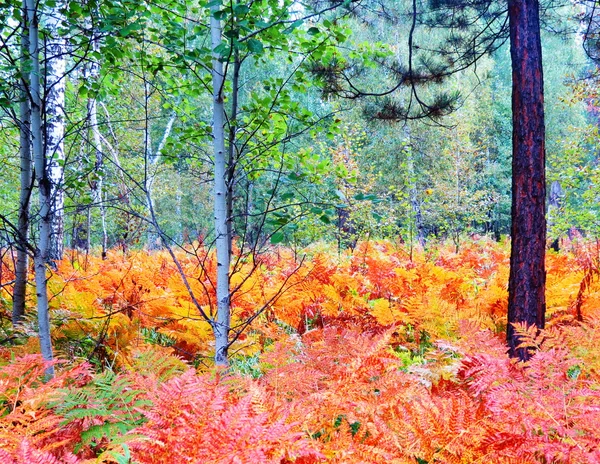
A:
[28, 0, 55, 377]
[44, 1, 66, 262]
[145, 111, 175, 250]
[175, 183, 183, 243]
[71, 206, 88, 251]
[143, 82, 157, 250]
[453, 148, 461, 253]
[210, 2, 231, 366]
[548, 180, 562, 252]
[507, 0, 546, 361]
[87, 21, 108, 259]
[225, 53, 240, 260]
[403, 126, 425, 248]
[97, 103, 132, 254]
[245, 180, 257, 248]
[13, 2, 32, 326]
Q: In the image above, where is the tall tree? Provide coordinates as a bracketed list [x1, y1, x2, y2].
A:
[78, 4, 108, 258]
[13, 0, 32, 326]
[44, 0, 67, 262]
[209, 1, 230, 366]
[506, 0, 547, 361]
[27, 0, 55, 377]
[345, 0, 548, 359]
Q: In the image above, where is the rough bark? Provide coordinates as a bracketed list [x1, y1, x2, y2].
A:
[507, 0, 547, 361]
[27, 0, 55, 377]
[210, 2, 231, 366]
[43, 0, 67, 262]
[13, 2, 32, 326]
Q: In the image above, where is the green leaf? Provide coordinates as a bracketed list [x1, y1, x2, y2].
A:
[213, 9, 227, 20]
[288, 172, 305, 181]
[233, 4, 249, 14]
[246, 38, 263, 54]
[271, 231, 285, 244]
[214, 42, 231, 58]
[307, 26, 320, 35]
[286, 19, 303, 33]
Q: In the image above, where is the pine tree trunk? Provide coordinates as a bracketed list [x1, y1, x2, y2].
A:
[13, 2, 32, 326]
[44, 1, 66, 262]
[27, 0, 55, 377]
[507, 0, 547, 361]
[210, 3, 231, 366]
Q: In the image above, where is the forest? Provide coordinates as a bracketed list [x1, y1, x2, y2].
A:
[1, 0, 600, 462]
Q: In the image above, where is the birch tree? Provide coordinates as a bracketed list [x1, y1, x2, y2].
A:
[43, 0, 67, 262]
[27, 0, 54, 377]
[202, 0, 355, 365]
[84, 7, 108, 258]
[119, 0, 351, 365]
[209, 1, 230, 365]
[12, 0, 32, 326]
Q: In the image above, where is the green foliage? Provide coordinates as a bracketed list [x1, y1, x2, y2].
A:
[53, 370, 150, 452]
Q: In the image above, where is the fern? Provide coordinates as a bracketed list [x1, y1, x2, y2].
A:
[124, 345, 188, 382]
[128, 369, 322, 463]
[53, 370, 150, 454]
[3, 240, 600, 462]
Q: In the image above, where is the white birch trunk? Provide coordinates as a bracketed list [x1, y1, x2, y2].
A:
[89, 97, 108, 257]
[145, 111, 175, 250]
[210, 3, 231, 366]
[27, 0, 55, 377]
[85, 21, 108, 258]
[43, 1, 67, 262]
[13, 1, 32, 326]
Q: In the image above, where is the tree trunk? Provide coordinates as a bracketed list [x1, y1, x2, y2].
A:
[71, 206, 89, 251]
[548, 180, 563, 252]
[13, 1, 32, 326]
[87, 20, 108, 259]
[210, 2, 231, 366]
[44, 1, 66, 262]
[225, 53, 240, 260]
[145, 112, 175, 250]
[507, 0, 547, 361]
[403, 127, 425, 250]
[27, 0, 55, 377]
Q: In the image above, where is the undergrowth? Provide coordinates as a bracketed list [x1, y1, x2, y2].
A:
[0, 238, 599, 463]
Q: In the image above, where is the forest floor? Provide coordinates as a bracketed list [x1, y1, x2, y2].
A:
[1, 238, 600, 463]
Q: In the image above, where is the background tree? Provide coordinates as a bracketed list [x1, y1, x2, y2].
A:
[0, 0, 592, 369]
[13, 1, 32, 325]
[44, 0, 67, 262]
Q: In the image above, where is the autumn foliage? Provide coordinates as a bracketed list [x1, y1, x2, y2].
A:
[1, 238, 600, 463]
